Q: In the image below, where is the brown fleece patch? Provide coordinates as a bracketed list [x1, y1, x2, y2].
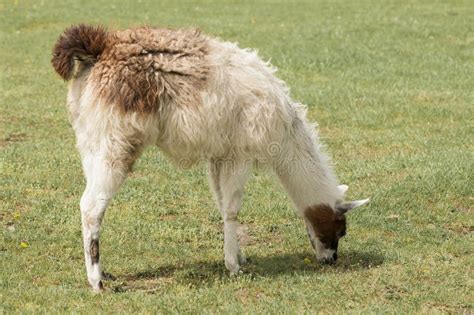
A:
[90, 239, 100, 264]
[91, 27, 210, 112]
[52, 24, 109, 80]
[304, 204, 346, 249]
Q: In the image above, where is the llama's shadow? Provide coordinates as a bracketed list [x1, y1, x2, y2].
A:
[111, 250, 384, 293]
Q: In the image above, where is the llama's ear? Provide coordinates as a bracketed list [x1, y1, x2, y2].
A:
[336, 198, 369, 214]
[338, 184, 349, 195]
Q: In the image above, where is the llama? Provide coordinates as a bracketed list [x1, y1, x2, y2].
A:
[51, 24, 368, 292]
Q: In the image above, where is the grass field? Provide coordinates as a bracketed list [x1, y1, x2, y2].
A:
[1, 0, 473, 313]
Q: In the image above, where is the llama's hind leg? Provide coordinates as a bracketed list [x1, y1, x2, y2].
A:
[217, 160, 250, 274]
[80, 148, 141, 292]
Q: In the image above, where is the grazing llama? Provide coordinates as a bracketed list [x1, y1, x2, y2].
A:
[52, 24, 368, 292]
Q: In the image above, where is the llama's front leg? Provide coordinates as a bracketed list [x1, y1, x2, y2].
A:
[209, 160, 247, 265]
[219, 160, 250, 274]
[208, 160, 246, 265]
[80, 155, 129, 292]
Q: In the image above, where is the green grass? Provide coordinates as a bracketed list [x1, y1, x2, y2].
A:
[1, 0, 473, 313]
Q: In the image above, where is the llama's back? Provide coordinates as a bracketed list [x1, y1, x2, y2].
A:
[156, 36, 308, 164]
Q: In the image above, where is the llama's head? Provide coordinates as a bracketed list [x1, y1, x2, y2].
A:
[304, 185, 369, 264]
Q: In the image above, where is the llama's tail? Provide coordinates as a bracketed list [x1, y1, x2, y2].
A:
[51, 24, 109, 80]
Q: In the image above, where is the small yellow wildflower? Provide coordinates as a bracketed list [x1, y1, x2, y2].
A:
[20, 241, 29, 248]
[303, 258, 312, 265]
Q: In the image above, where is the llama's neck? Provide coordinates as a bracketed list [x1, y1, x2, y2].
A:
[275, 120, 341, 214]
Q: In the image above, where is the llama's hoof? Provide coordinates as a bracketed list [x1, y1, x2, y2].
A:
[225, 260, 240, 275]
[91, 280, 105, 293]
[238, 253, 247, 265]
[229, 269, 243, 276]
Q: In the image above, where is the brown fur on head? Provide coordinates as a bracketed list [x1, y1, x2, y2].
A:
[304, 204, 346, 251]
[303, 189, 369, 264]
[51, 24, 109, 80]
